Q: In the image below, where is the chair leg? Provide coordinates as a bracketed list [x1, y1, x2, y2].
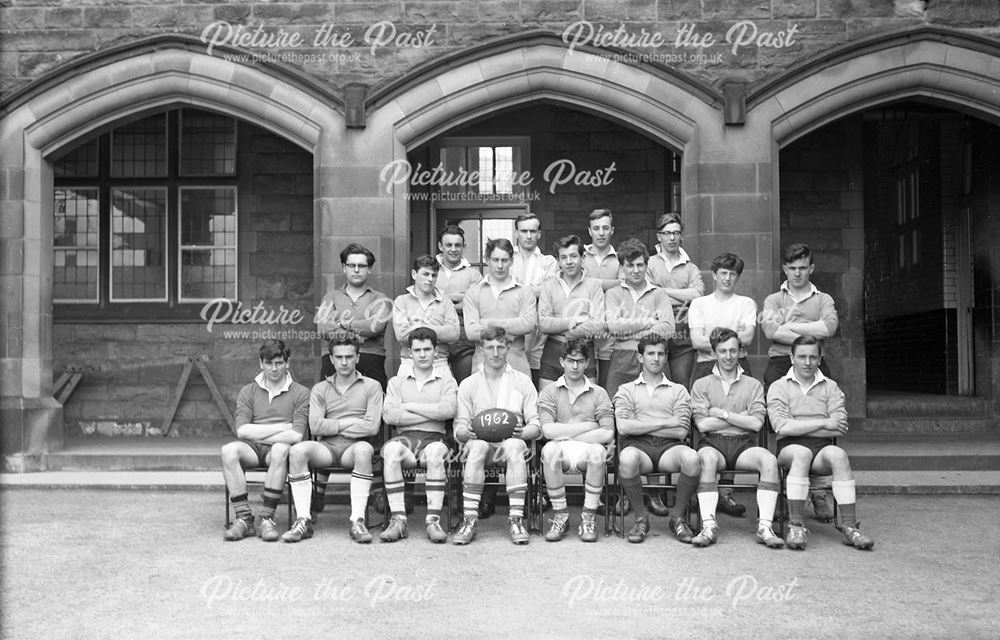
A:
[224, 484, 231, 529]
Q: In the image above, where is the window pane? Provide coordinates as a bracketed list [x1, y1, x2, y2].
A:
[181, 249, 236, 299]
[482, 218, 514, 260]
[111, 188, 167, 300]
[179, 110, 236, 176]
[111, 114, 167, 177]
[54, 188, 100, 301]
[53, 139, 99, 178]
[478, 147, 495, 195]
[180, 187, 237, 301]
[494, 146, 513, 194]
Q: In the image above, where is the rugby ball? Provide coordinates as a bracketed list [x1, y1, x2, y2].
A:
[471, 408, 521, 442]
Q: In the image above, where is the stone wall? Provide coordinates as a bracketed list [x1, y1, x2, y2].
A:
[3, 0, 999, 99]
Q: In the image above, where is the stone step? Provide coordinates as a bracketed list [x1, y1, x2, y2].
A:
[1, 469, 997, 495]
[854, 417, 995, 434]
[865, 394, 989, 418]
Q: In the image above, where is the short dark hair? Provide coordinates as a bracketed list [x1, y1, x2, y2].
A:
[327, 330, 360, 356]
[412, 254, 440, 273]
[783, 243, 812, 265]
[259, 340, 289, 362]
[553, 234, 583, 256]
[480, 326, 508, 343]
[514, 213, 540, 230]
[561, 338, 591, 361]
[709, 328, 741, 352]
[407, 326, 438, 348]
[589, 208, 613, 224]
[656, 213, 683, 232]
[617, 238, 649, 265]
[438, 224, 465, 244]
[711, 252, 744, 275]
[791, 335, 823, 356]
[340, 243, 375, 267]
[485, 237, 514, 260]
[637, 334, 668, 354]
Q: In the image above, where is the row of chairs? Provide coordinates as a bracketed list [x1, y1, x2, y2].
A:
[225, 424, 837, 540]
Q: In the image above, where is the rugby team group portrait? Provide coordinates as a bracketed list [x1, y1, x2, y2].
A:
[221, 209, 875, 552]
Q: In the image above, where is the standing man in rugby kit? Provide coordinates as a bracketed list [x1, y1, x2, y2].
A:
[452, 327, 540, 545]
[582, 209, 623, 388]
[537, 234, 606, 390]
[380, 327, 458, 544]
[435, 224, 483, 383]
[761, 243, 840, 521]
[281, 332, 384, 544]
[391, 254, 460, 378]
[221, 340, 310, 542]
[604, 238, 675, 400]
[538, 339, 615, 543]
[690, 329, 784, 549]
[510, 213, 559, 386]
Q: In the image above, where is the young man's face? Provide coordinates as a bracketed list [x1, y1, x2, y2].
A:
[515, 219, 541, 252]
[713, 337, 741, 373]
[557, 245, 582, 279]
[481, 337, 510, 371]
[588, 216, 614, 250]
[409, 338, 436, 372]
[342, 253, 370, 287]
[791, 343, 822, 379]
[623, 256, 647, 289]
[657, 222, 682, 253]
[560, 351, 588, 383]
[438, 233, 465, 267]
[329, 345, 360, 377]
[487, 247, 512, 281]
[713, 267, 741, 294]
[637, 342, 667, 376]
[411, 266, 438, 295]
[259, 355, 289, 384]
[782, 257, 814, 289]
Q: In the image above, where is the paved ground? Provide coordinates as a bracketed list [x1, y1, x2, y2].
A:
[1, 491, 998, 640]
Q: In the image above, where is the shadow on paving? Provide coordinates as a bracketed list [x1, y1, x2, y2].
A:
[1, 491, 998, 640]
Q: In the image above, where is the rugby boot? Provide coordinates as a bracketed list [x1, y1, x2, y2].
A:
[258, 517, 280, 542]
[627, 516, 649, 543]
[452, 516, 478, 545]
[378, 515, 408, 543]
[578, 513, 598, 543]
[280, 517, 313, 543]
[669, 515, 694, 543]
[841, 525, 875, 550]
[509, 516, 530, 545]
[785, 523, 808, 550]
[223, 517, 255, 541]
[691, 520, 718, 547]
[718, 492, 746, 517]
[545, 511, 570, 542]
[350, 518, 373, 544]
[425, 516, 448, 544]
[810, 490, 835, 522]
[755, 525, 785, 549]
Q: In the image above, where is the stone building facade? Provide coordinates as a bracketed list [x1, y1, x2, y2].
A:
[1, 1, 998, 468]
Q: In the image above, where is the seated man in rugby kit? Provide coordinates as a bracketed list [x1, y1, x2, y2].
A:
[392, 254, 460, 378]
[614, 335, 700, 544]
[452, 327, 541, 545]
[221, 340, 310, 541]
[281, 332, 384, 544]
[380, 327, 458, 544]
[690, 329, 783, 549]
[537, 234, 606, 390]
[767, 336, 875, 551]
[538, 339, 615, 543]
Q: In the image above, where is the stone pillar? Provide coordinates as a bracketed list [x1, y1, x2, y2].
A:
[0, 111, 62, 472]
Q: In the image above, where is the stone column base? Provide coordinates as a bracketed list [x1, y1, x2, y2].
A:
[0, 396, 63, 473]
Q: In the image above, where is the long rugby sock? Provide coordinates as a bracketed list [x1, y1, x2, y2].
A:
[385, 478, 406, 517]
[463, 482, 484, 518]
[583, 483, 603, 515]
[260, 486, 283, 520]
[832, 480, 857, 527]
[230, 492, 252, 522]
[425, 475, 446, 521]
[288, 473, 312, 519]
[669, 473, 699, 519]
[697, 482, 719, 522]
[349, 472, 373, 522]
[548, 485, 567, 512]
[621, 474, 647, 519]
[786, 476, 809, 525]
[756, 482, 780, 528]
[312, 473, 329, 513]
[507, 482, 527, 519]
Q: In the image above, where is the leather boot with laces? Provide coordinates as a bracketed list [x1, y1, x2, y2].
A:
[545, 511, 569, 542]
